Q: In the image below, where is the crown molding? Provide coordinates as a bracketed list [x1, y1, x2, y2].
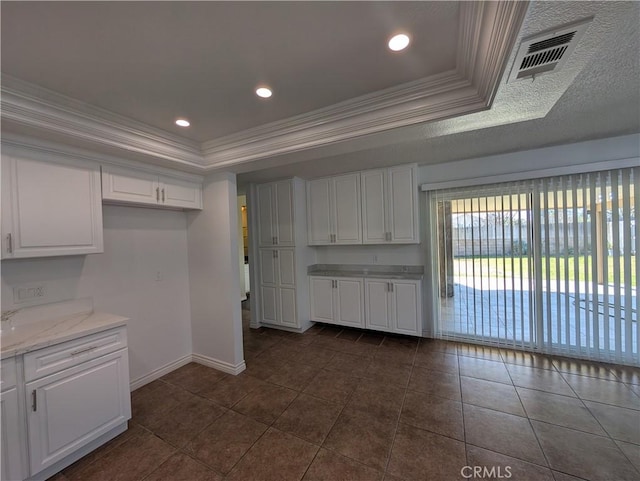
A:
[201, 1, 529, 168]
[1, 75, 204, 169]
[0, 1, 529, 172]
[1, 132, 205, 182]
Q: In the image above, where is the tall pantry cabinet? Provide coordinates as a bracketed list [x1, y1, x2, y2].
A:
[250, 178, 314, 332]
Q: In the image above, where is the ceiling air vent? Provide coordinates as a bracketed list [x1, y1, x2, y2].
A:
[507, 17, 593, 82]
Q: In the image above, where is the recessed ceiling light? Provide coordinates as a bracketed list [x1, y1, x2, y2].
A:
[175, 118, 190, 127]
[388, 33, 410, 51]
[256, 87, 272, 98]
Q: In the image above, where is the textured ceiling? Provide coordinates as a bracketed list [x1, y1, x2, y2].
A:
[1, 1, 459, 142]
[237, 0, 640, 184]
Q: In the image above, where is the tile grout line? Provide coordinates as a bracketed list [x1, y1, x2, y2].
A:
[577, 398, 640, 476]
[505, 357, 555, 474]
[454, 343, 471, 469]
[309, 350, 382, 474]
[380, 341, 416, 476]
[217, 332, 298, 478]
[130, 321, 638, 481]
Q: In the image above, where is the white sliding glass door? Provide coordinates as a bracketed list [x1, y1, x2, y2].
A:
[535, 169, 637, 364]
[430, 167, 638, 365]
[433, 185, 536, 350]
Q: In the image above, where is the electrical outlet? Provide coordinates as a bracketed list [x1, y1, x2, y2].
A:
[13, 285, 45, 304]
[155, 271, 163, 282]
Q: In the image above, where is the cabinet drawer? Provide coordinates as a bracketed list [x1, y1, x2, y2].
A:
[0, 356, 17, 392]
[24, 326, 127, 382]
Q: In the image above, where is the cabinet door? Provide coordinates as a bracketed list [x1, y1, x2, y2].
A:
[261, 286, 278, 324]
[1, 159, 13, 258]
[307, 178, 332, 245]
[160, 176, 203, 210]
[361, 170, 387, 244]
[257, 183, 275, 246]
[335, 278, 364, 327]
[2, 155, 104, 259]
[101, 165, 159, 206]
[309, 277, 335, 323]
[279, 288, 297, 328]
[259, 249, 277, 285]
[388, 165, 418, 243]
[391, 280, 421, 336]
[333, 174, 362, 244]
[26, 350, 131, 475]
[274, 181, 294, 246]
[277, 249, 296, 288]
[364, 279, 391, 331]
[1, 387, 25, 481]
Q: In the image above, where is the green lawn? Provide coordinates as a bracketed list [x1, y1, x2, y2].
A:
[453, 255, 637, 286]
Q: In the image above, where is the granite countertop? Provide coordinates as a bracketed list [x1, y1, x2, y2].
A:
[307, 264, 424, 280]
[1, 300, 128, 359]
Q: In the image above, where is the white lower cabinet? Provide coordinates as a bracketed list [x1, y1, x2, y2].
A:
[366, 279, 421, 336]
[1, 387, 25, 481]
[0, 325, 131, 481]
[26, 349, 131, 475]
[259, 249, 298, 328]
[388, 280, 422, 336]
[364, 280, 391, 332]
[309, 276, 364, 328]
[311, 276, 422, 336]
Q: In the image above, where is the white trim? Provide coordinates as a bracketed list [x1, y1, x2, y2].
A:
[1, 133, 205, 183]
[191, 353, 247, 375]
[129, 354, 192, 391]
[0, 2, 528, 172]
[1, 76, 204, 169]
[421, 157, 640, 192]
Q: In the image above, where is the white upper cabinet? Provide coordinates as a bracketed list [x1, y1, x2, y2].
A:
[1, 154, 104, 259]
[101, 165, 202, 210]
[161, 175, 203, 209]
[361, 170, 387, 244]
[387, 166, 419, 242]
[362, 164, 419, 244]
[307, 178, 332, 245]
[257, 180, 294, 247]
[307, 173, 361, 245]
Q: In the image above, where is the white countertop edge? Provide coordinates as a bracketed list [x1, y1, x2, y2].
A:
[1, 312, 129, 360]
[307, 271, 424, 280]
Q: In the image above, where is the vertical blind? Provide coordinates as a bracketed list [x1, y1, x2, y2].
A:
[429, 167, 638, 366]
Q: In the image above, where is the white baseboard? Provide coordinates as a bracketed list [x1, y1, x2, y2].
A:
[192, 353, 246, 375]
[129, 354, 192, 391]
[259, 322, 306, 334]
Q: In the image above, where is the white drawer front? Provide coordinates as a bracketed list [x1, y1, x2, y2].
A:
[24, 326, 127, 382]
[0, 356, 17, 392]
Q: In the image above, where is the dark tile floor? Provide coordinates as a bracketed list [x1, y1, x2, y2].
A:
[50, 308, 640, 481]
